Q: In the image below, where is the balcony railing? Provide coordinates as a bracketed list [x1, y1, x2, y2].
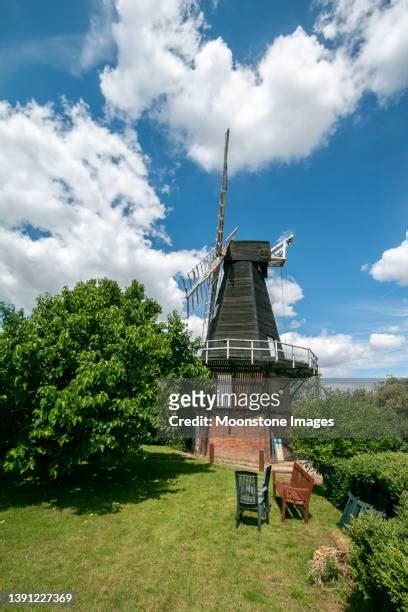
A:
[200, 338, 318, 372]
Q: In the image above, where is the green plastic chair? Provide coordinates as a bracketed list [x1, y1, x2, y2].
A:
[235, 467, 271, 531]
[339, 492, 386, 528]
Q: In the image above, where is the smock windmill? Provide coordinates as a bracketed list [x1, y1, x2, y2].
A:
[183, 130, 318, 378]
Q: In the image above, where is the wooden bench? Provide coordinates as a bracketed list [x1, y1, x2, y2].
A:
[273, 461, 314, 523]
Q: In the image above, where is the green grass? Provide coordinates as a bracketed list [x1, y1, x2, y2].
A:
[1, 446, 350, 611]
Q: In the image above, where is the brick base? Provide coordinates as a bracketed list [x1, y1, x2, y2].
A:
[196, 424, 275, 466]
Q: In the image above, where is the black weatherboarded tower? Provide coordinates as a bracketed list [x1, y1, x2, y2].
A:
[183, 131, 318, 466]
[209, 240, 280, 348]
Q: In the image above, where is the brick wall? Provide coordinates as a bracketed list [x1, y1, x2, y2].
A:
[197, 424, 274, 465]
[194, 370, 286, 465]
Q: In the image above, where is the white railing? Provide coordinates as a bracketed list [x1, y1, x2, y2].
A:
[200, 338, 318, 371]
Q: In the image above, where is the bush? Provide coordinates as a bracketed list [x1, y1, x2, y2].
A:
[290, 389, 404, 480]
[321, 451, 408, 514]
[291, 389, 404, 448]
[291, 436, 401, 468]
[348, 494, 408, 611]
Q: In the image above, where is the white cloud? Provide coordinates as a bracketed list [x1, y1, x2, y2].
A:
[283, 328, 408, 375]
[101, 0, 203, 119]
[369, 332, 406, 348]
[370, 232, 408, 285]
[369, 233, 408, 285]
[99, 0, 408, 173]
[315, 0, 385, 42]
[0, 100, 199, 313]
[78, 0, 116, 74]
[317, 0, 408, 99]
[185, 314, 204, 338]
[283, 330, 366, 370]
[290, 318, 305, 330]
[357, 0, 408, 98]
[267, 272, 304, 317]
[383, 325, 401, 333]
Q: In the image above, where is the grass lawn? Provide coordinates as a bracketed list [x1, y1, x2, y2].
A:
[0, 446, 351, 611]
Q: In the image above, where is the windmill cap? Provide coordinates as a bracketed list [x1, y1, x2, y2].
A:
[225, 240, 271, 262]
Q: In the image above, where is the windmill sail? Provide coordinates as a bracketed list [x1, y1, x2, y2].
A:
[207, 129, 229, 333]
[182, 128, 232, 328]
[215, 129, 229, 256]
[182, 227, 237, 317]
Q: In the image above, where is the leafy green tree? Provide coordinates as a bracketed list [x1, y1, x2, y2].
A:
[0, 304, 40, 460]
[290, 389, 403, 468]
[0, 279, 207, 479]
[373, 377, 408, 419]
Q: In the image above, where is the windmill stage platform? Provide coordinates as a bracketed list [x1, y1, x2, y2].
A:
[200, 337, 318, 377]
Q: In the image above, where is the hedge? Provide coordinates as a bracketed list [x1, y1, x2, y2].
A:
[347, 493, 408, 611]
[320, 451, 408, 514]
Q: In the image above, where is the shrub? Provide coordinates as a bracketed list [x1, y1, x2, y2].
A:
[290, 387, 404, 468]
[347, 494, 408, 611]
[321, 451, 408, 514]
[291, 436, 402, 469]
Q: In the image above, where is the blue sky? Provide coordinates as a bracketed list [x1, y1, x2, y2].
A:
[0, 0, 407, 376]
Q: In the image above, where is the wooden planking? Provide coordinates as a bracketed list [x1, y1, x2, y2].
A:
[252, 262, 280, 341]
[208, 258, 280, 344]
[209, 260, 258, 340]
[225, 240, 271, 264]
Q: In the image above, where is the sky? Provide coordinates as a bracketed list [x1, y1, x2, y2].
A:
[0, 0, 407, 376]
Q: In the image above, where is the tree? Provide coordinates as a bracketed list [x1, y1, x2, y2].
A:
[373, 377, 408, 418]
[290, 388, 403, 468]
[0, 304, 40, 460]
[0, 279, 207, 479]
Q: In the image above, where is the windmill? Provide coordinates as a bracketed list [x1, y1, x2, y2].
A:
[182, 130, 316, 374]
[182, 130, 318, 464]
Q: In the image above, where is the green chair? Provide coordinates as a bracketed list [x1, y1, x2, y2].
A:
[261, 465, 272, 512]
[235, 466, 271, 531]
[339, 492, 386, 528]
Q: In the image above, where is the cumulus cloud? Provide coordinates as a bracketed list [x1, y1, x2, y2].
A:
[283, 328, 408, 375]
[0, 100, 199, 312]
[369, 232, 408, 285]
[101, 0, 203, 119]
[316, 0, 408, 99]
[283, 330, 366, 370]
[100, 0, 408, 173]
[185, 314, 204, 338]
[266, 272, 304, 317]
[369, 332, 406, 348]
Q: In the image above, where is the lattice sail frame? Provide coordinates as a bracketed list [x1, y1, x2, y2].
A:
[182, 227, 238, 317]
